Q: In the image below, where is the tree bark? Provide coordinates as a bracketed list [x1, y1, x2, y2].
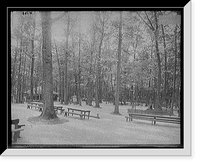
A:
[153, 11, 162, 110]
[61, 70, 65, 104]
[171, 25, 178, 114]
[30, 28, 35, 102]
[78, 34, 82, 106]
[64, 13, 70, 105]
[11, 45, 18, 103]
[95, 32, 103, 108]
[29, 13, 36, 102]
[54, 43, 62, 102]
[16, 38, 23, 103]
[40, 12, 57, 120]
[21, 44, 28, 103]
[87, 48, 94, 106]
[114, 12, 122, 114]
[161, 24, 167, 108]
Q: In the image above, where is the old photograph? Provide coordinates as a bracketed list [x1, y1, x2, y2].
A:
[10, 9, 183, 150]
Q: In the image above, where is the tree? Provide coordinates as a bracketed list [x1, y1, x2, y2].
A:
[40, 12, 57, 120]
[64, 13, 70, 105]
[94, 12, 109, 108]
[137, 11, 162, 109]
[11, 43, 19, 103]
[159, 12, 181, 108]
[161, 23, 167, 108]
[171, 25, 178, 114]
[113, 12, 122, 115]
[153, 11, 162, 110]
[78, 32, 82, 106]
[30, 13, 36, 102]
[54, 41, 62, 102]
[82, 28, 97, 106]
[16, 23, 23, 103]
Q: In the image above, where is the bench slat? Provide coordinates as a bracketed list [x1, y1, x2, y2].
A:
[65, 112, 84, 116]
[12, 128, 24, 132]
[126, 114, 180, 125]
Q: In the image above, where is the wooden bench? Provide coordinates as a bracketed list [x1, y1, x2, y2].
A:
[64, 108, 91, 119]
[28, 103, 65, 114]
[127, 109, 147, 114]
[125, 113, 180, 125]
[11, 119, 25, 142]
[127, 108, 174, 116]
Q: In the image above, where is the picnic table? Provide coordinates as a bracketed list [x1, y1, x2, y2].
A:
[64, 107, 91, 119]
[27, 102, 43, 111]
[27, 102, 64, 114]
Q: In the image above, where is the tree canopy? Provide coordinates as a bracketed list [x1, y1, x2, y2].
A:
[11, 11, 182, 115]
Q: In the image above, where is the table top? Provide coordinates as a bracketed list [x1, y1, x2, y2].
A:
[67, 108, 90, 112]
[30, 102, 43, 105]
[30, 102, 64, 108]
[54, 106, 63, 108]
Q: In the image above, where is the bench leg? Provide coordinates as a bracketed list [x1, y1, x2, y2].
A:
[18, 125, 25, 138]
[153, 117, 156, 125]
[13, 132, 19, 142]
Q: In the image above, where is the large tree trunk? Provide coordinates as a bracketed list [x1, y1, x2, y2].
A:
[95, 33, 103, 108]
[30, 38, 35, 102]
[11, 46, 18, 103]
[21, 44, 28, 103]
[64, 13, 70, 105]
[61, 70, 64, 104]
[114, 12, 122, 114]
[99, 73, 103, 103]
[40, 12, 57, 120]
[153, 11, 162, 110]
[110, 73, 115, 105]
[55, 43, 62, 102]
[30, 16, 36, 102]
[171, 25, 178, 114]
[78, 34, 82, 106]
[161, 24, 168, 108]
[87, 45, 94, 106]
[16, 38, 23, 103]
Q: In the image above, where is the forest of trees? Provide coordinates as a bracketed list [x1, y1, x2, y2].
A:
[11, 11, 181, 118]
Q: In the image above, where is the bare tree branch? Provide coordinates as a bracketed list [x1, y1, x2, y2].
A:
[50, 12, 67, 24]
[144, 11, 155, 31]
[136, 12, 154, 31]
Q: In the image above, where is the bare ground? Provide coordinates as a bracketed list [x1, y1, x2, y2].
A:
[11, 102, 181, 147]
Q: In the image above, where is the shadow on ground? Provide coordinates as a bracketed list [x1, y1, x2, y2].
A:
[27, 116, 69, 125]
